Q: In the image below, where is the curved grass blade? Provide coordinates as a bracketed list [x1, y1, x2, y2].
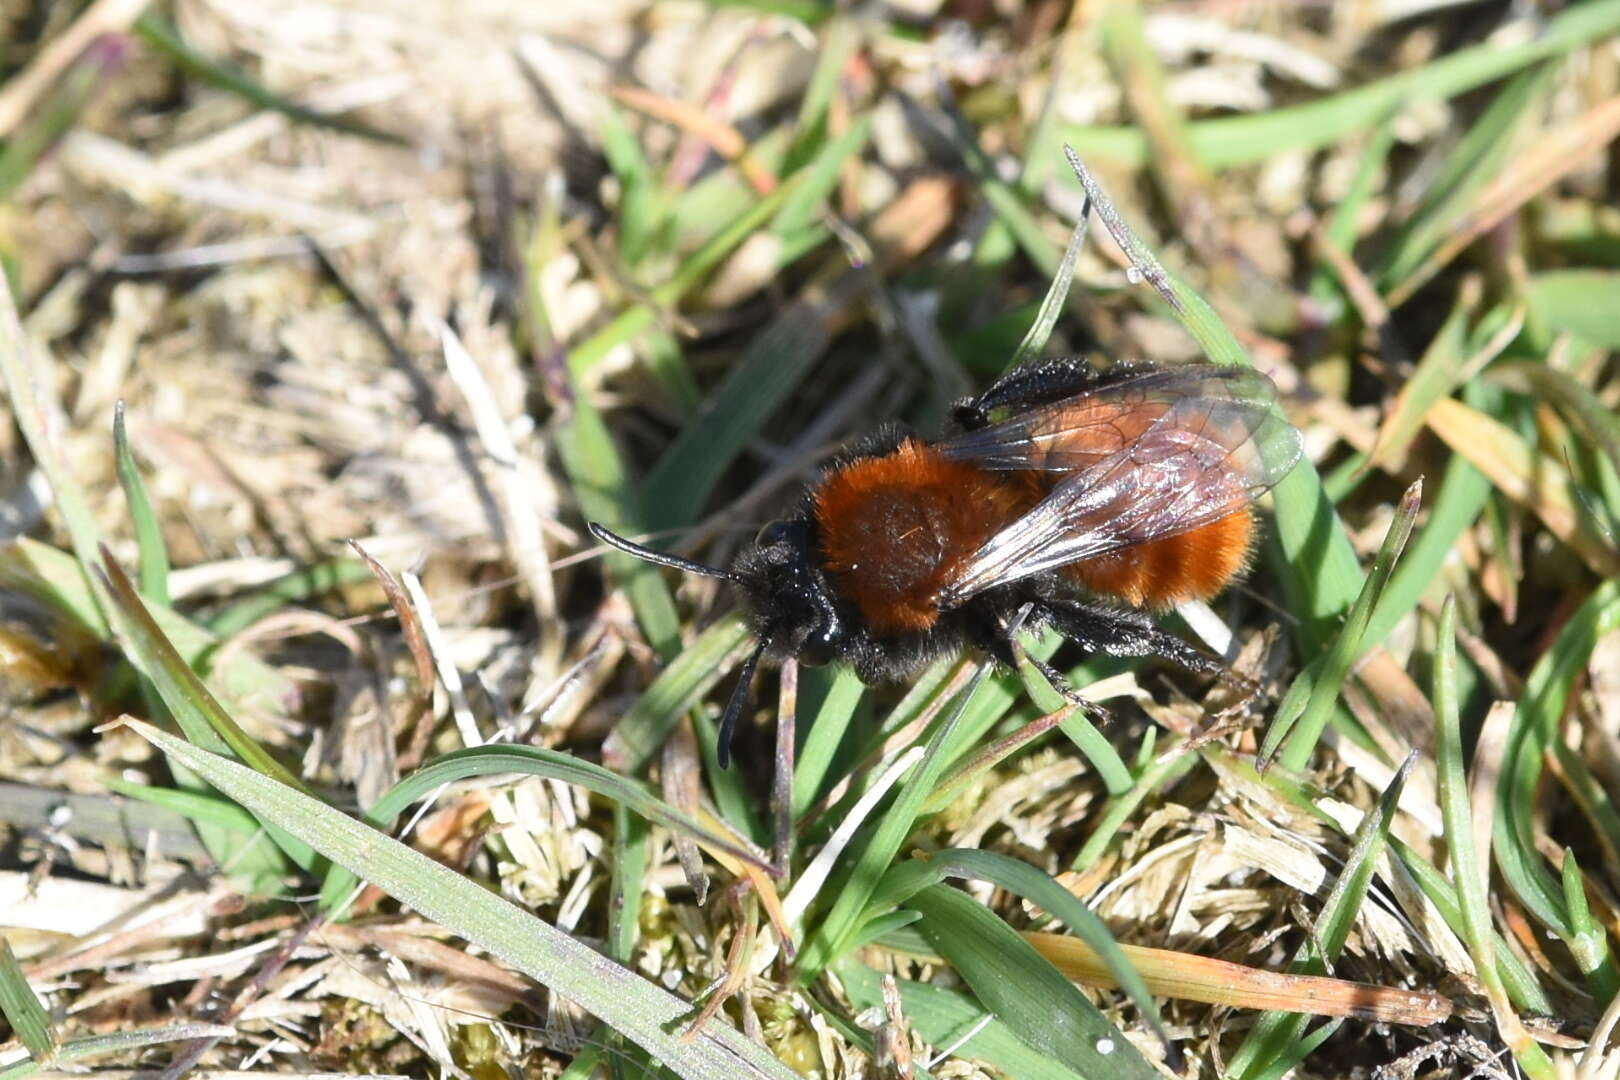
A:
[120, 720, 805, 1080]
[1496, 587, 1620, 946]
[904, 885, 1159, 1079]
[1002, 193, 1090, 374]
[838, 963, 1088, 1080]
[868, 848, 1172, 1065]
[319, 742, 772, 911]
[97, 551, 293, 780]
[96, 550, 317, 873]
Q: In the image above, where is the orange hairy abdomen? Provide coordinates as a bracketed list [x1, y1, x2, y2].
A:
[813, 440, 1035, 635]
[1066, 510, 1253, 609]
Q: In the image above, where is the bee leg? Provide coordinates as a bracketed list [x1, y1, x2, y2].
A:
[951, 357, 1100, 430]
[979, 603, 1112, 720]
[1042, 599, 1229, 680]
[1022, 645, 1108, 712]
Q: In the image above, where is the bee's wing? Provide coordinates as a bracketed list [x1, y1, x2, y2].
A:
[935, 367, 1302, 607]
[937, 365, 1278, 471]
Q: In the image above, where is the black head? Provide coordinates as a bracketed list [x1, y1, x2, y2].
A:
[586, 520, 847, 768]
[728, 518, 847, 668]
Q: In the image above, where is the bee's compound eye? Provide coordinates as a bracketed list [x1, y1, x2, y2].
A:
[756, 519, 792, 547]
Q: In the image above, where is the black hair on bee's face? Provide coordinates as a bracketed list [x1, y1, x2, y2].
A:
[587, 520, 843, 769]
[728, 517, 846, 668]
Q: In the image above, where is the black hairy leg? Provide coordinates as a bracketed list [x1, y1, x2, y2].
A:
[952, 357, 1101, 430]
[1039, 598, 1229, 680]
[970, 601, 1113, 722]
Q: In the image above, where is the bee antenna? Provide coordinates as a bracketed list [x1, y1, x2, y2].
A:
[716, 638, 768, 770]
[588, 522, 736, 582]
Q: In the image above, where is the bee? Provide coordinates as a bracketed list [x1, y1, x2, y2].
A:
[591, 358, 1302, 767]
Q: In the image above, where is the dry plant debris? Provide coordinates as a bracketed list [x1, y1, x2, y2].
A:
[3, 2, 1620, 1080]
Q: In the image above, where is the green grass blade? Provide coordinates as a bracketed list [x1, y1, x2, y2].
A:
[1004, 198, 1090, 373]
[791, 666, 866, 817]
[1070, 740, 1199, 871]
[869, 848, 1171, 1063]
[1523, 269, 1620, 349]
[1496, 579, 1620, 939]
[1264, 480, 1423, 770]
[605, 613, 752, 773]
[111, 402, 170, 605]
[1388, 836, 1550, 1014]
[0, 939, 55, 1061]
[1430, 594, 1556, 1078]
[1060, 147, 1364, 647]
[906, 885, 1160, 1079]
[97, 551, 285, 772]
[0, 44, 108, 201]
[569, 171, 810, 376]
[639, 275, 855, 530]
[792, 17, 859, 144]
[774, 113, 871, 237]
[1361, 448, 1492, 651]
[692, 706, 768, 843]
[599, 101, 665, 267]
[0, 538, 295, 713]
[132, 15, 405, 144]
[838, 963, 1089, 1080]
[1377, 64, 1554, 287]
[1245, 1020, 1341, 1080]
[1308, 116, 1397, 315]
[0, 1025, 235, 1080]
[1047, 0, 1620, 171]
[555, 391, 683, 659]
[958, 135, 1063, 276]
[1228, 752, 1417, 1079]
[1363, 283, 1474, 475]
[1, 261, 113, 632]
[1561, 849, 1616, 996]
[107, 777, 300, 881]
[123, 720, 805, 1080]
[1491, 359, 1620, 484]
[795, 667, 989, 980]
[319, 741, 770, 910]
[95, 551, 318, 873]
